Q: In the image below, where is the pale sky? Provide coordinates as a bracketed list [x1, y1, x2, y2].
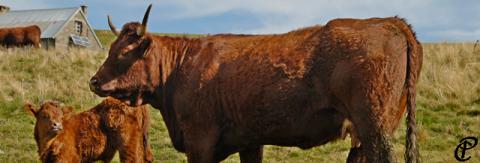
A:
[2, 0, 480, 42]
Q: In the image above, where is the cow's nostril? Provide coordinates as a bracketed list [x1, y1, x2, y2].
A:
[52, 122, 63, 131]
[52, 122, 61, 128]
[90, 77, 99, 87]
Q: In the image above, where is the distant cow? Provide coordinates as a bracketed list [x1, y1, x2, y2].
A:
[0, 25, 41, 48]
[90, 4, 422, 163]
[25, 97, 153, 163]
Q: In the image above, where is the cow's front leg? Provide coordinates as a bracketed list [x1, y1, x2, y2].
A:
[182, 123, 220, 163]
[240, 146, 263, 163]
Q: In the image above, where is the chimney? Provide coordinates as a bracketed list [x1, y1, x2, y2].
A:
[0, 5, 10, 14]
[80, 5, 87, 16]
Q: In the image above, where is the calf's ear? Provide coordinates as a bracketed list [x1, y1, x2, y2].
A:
[24, 102, 37, 116]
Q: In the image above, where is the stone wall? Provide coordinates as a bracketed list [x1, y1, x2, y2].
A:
[55, 10, 102, 50]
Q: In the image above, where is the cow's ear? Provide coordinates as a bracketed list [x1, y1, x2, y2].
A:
[24, 102, 38, 116]
[62, 107, 74, 115]
[140, 37, 152, 58]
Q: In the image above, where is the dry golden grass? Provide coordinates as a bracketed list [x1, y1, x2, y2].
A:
[0, 42, 478, 162]
[418, 43, 480, 109]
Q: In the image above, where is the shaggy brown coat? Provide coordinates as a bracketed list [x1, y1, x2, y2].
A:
[26, 97, 153, 163]
[0, 25, 41, 48]
[91, 5, 422, 163]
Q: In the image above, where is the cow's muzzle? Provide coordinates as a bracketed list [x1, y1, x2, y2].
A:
[51, 122, 63, 132]
[89, 77, 110, 97]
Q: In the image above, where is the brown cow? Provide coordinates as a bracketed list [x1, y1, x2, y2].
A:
[90, 4, 422, 163]
[25, 97, 153, 163]
[0, 25, 41, 48]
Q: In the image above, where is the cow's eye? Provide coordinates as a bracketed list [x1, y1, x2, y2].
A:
[118, 51, 128, 58]
[117, 49, 134, 60]
[118, 47, 138, 58]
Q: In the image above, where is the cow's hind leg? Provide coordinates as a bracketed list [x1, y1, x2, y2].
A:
[345, 100, 395, 163]
[332, 71, 397, 162]
[239, 146, 263, 163]
[339, 79, 398, 163]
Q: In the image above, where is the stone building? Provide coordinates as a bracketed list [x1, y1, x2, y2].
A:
[0, 5, 103, 50]
[0, 5, 9, 14]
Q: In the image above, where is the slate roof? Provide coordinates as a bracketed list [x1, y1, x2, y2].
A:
[0, 7, 79, 38]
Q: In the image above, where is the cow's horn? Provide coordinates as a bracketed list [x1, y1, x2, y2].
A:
[137, 4, 152, 36]
[107, 15, 120, 36]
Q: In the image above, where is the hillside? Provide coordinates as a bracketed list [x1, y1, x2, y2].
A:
[95, 30, 205, 47]
[0, 31, 478, 162]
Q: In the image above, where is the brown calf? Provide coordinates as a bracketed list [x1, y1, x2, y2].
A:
[25, 97, 153, 163]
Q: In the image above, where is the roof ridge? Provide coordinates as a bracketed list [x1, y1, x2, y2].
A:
[9, 7, 78, 12]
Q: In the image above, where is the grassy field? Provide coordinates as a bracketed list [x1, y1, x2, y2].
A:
[0, 31, 479, 162]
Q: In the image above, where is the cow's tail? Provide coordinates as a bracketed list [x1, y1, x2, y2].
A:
[391, 16, 423, 163]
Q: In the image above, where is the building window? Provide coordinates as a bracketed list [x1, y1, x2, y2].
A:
[74, 21, 83, 34]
